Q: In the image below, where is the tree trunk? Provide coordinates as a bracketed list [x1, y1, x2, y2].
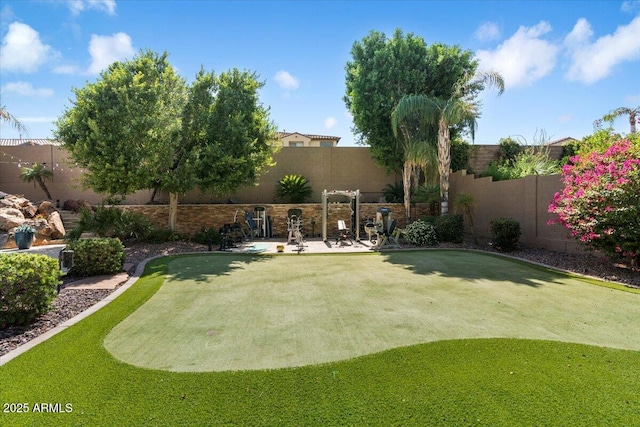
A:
[403, 162, 412, 224]
[437, 119, 451, 215]
[630, 113, 637, 134]
[36, 177, 52, 200]
[169, 192, 178, 231]
[149, 188, 158, 204]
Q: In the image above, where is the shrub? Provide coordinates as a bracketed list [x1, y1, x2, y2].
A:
[274, 175, 313, 203]
[193, 227, 222, 247]
[139, 228, 189, 244]
[436, 214, 464, 243]
[496, 137, 523, 165]
[382, 182, 404, 203]
[66, 205, 153, 241]
[405, 220, 438, 247]
[490, 218, 521, 252]
[0, 253, 61, 326]
[549, 139, 640, 265]
[65, 238, 124, 277]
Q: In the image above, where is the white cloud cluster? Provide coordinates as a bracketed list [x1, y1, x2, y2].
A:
[2, 81, 54, 97]
[324, 116, 337, 129]
[274, 70, 300, 91]
[564, 15, 640, 84]
[88, 32, 135, 74]
[476, 21, 558, 89]
[0, 22, 58, 73]
[474, 22, 501, 42]
[67, 0, 116, 16]
[475, 15, 640, 88]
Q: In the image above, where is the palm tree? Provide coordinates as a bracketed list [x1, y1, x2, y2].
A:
[393, 115, 437, 222]
[603, 106, 639, 134]
[391, 71, 504, 214]
[0, 105, 28, 135]
[20, 163, 53, 200]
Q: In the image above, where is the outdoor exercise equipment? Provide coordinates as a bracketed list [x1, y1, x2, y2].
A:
[286, 209, 305, 252]
[321, 189, 360, 242]
[374, 207, 400, 249]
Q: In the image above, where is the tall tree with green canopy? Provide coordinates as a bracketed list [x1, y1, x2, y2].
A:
[55, 50, 278, 230]
[344, 29, 481, 174]
[392, 70, 504, 214]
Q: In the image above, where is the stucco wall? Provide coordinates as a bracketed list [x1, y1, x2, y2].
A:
[0, 146, 398, 204]
[449, 169, 582, 252]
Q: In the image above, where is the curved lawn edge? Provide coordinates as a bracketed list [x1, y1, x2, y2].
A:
[2, 249, 636, 367]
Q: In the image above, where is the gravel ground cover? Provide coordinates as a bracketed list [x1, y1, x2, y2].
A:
[1, 238, 637, 357]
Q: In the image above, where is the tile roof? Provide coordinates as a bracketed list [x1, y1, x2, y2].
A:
[278, 132, 341, 141]
[0, 138, 62, 146]
[547, 137, 578, 146]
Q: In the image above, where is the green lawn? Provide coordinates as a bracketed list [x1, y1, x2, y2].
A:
[1, 251, 639, 426]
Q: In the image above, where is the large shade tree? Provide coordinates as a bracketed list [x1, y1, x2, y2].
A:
[344, 30, 481, 175]
[392, 71, 504, 215]
[55, 50, 278, 230]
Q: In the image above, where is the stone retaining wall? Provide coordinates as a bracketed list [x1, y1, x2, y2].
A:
[121, 203, 433, 238]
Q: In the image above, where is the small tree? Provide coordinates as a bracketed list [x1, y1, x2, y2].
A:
[549, 139, 640, 266]
[20, 163, 53, 199]
[454, 192, 476, 239]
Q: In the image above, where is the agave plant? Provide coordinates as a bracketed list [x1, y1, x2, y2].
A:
[274, 175, 313, 203]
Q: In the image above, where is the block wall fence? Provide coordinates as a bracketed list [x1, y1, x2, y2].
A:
[449, 170, 582, 253]
[2, 144, 580, 252]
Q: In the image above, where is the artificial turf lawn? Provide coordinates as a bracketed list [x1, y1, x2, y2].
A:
[104, 251, 640, 371]
[1, 251, 639, 426]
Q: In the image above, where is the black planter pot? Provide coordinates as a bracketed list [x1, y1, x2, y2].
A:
[15, 231, 35, 250]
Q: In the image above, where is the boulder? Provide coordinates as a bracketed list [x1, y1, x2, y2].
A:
[47, 211, 66, 239]
[0, 208, 25, 231]
[0, 194, 38, 218]
[63, 199, 94, 213]
[38, 200, 57, 217]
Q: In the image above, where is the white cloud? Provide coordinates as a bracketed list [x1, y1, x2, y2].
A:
[2, 81, 54, 97]
[621, 1, 640, 13]
[67, 0, 116, 16]
[88, 32, 135, 74]
[476, 21, 559, 89]
[625, 93, 640, 104]
[564, 16, 640, 84]
[274, 70, 300, 90]
[52, 64, 80, 74]
[324, 116, 337, 129]
[474, 22, 501, 42]
[557, 114, 572, 124]
[0, 22, 58, 73]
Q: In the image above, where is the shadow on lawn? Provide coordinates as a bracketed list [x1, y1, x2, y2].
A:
[381, 250, 567, 288]
[163, 253, 271, 282]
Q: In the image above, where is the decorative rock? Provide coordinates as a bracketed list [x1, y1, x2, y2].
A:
[47, 211, 66, 239]
[0, 208, 25, 231]
[63, 199, 93, 213]
[38, 200, 57, 217]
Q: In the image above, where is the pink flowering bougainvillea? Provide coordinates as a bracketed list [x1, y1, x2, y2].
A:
[549, 139, 640, 265]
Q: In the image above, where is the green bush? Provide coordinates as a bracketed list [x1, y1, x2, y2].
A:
[139, 228, 189, 244]
[490, 218, 522, 252]
[66, 205, 153, 241]
[436, 214, 464, 243]
[65, 238, 124, 277]
[405, 220, 438, 247]
[418, 215, 463, 243]
[192, 227, 222, 246]
[0, 253, 61, 326]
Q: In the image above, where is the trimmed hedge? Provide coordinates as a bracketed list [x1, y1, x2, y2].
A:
[65, 238, 125, 277]
[0, 253, 61, 326]
[490, 218, 522, 252]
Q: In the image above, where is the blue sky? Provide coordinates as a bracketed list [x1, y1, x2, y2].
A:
[1, 0, 639, 146]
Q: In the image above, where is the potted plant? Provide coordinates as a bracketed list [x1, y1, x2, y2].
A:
[14, 223, 36, 250]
